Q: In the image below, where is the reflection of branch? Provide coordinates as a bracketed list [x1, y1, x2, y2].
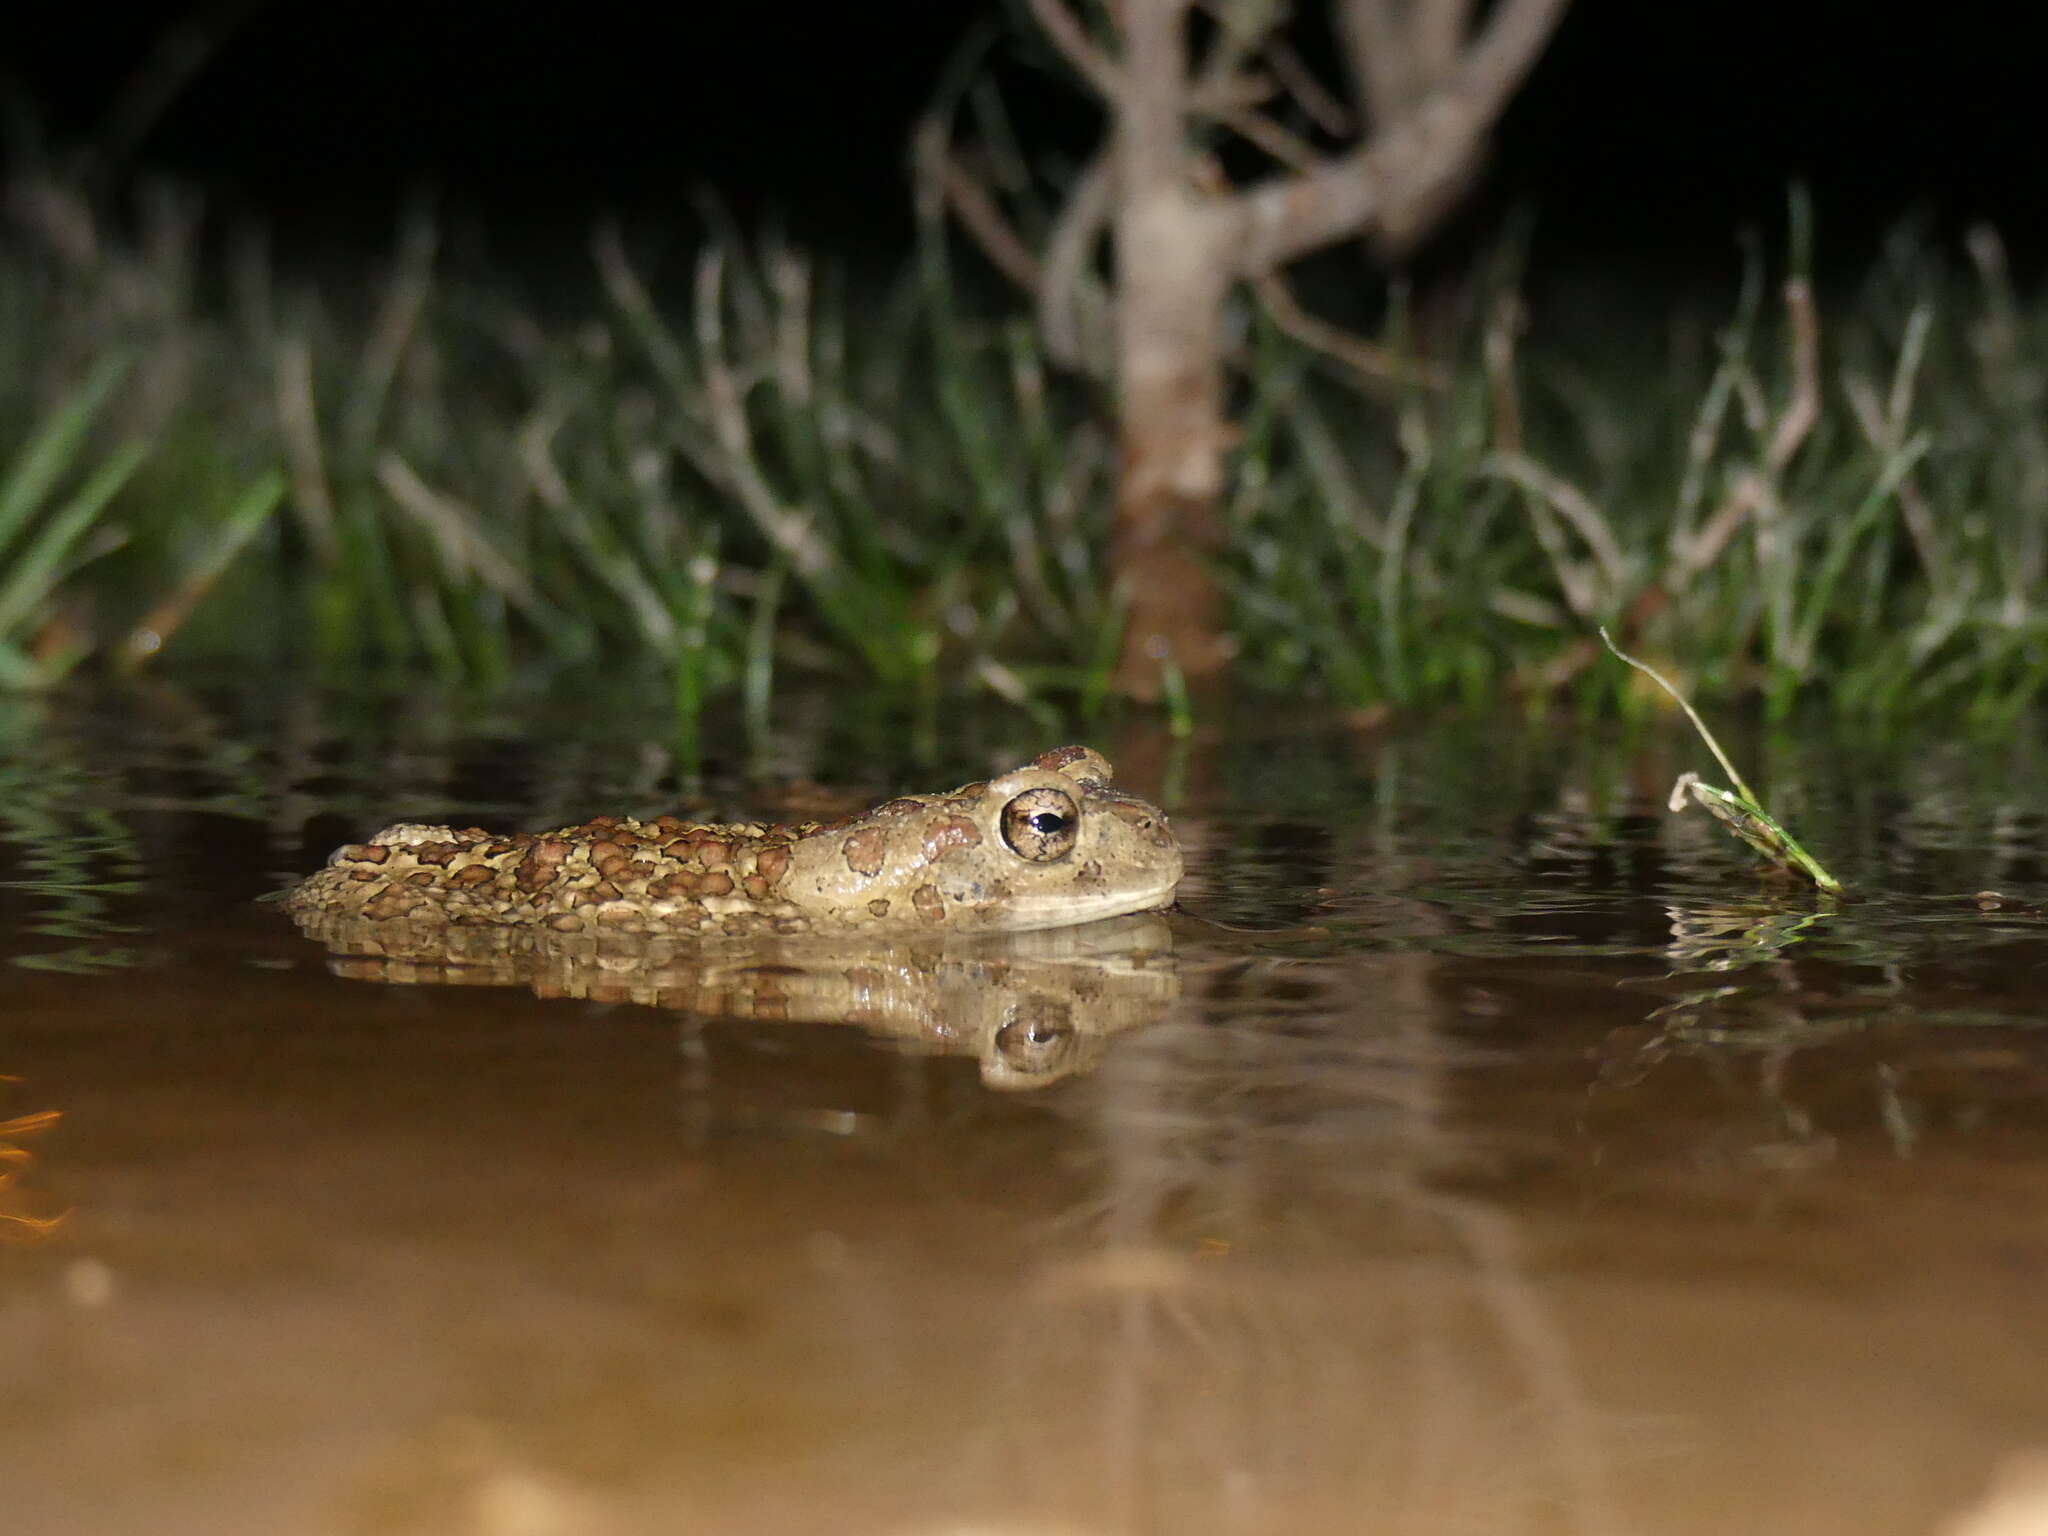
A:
[1428, 1193, 1625, 1536]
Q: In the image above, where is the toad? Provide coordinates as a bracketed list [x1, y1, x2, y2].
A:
[284, 745, 1181, 939]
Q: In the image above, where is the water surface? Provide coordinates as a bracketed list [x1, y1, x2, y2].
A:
[5, 690, 2048, 1535]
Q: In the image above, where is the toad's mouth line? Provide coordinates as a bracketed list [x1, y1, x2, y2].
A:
[979, 878, 1182, 932]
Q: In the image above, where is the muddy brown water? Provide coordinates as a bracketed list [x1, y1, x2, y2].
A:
[5, 691, 2048, 1535]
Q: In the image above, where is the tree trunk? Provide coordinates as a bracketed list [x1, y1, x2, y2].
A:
[1109, 0, 1236, 697]
[1111, 183, 1235, 696]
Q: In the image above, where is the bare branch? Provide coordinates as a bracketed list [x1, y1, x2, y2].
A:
[1039, 152, 1116, 373]
[1263, 35, 1355, 137]
[1337, 0, 1415, 127]
[1216, 105, 1324, 173]
[1191, 0, 1278, 100]
[913, 118, 1045, 294]
[1027, 0, 1125, 99]
[1230, 0, 1570, 273]
[1338, 0, 1477, 129]
[1250, 269, 1443, 390]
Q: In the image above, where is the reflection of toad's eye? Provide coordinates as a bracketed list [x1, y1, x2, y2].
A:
[1000, 788, 1079, 862]
[996, 998, 1076, 1073]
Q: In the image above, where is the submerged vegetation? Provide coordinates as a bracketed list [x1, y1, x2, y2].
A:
[4, 164, 2048, 731]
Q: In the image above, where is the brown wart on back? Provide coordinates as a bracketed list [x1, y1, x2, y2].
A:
[283, 746, 1183, 939]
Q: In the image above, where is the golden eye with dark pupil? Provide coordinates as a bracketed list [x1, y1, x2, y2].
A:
[1000, 787, 1079, 861]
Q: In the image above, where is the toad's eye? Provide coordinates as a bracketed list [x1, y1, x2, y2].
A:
[1000, 787, 1079, 862]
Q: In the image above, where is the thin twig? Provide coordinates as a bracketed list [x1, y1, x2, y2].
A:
[375, 454, 541, 610]
[1250, 269, 1443, 390]
[1765, 276, 1819, 472]
[1027, 0, 1125, 98]
[1215, 105, 1325, 173]
[1843, 374, 1943, 580]
[1483, 289, 1523, 453]
[1263, 34, 1354, 136]
[693, 247, 834, 577]
[1039, 150, 1116, 373]
[914, 120, 1044, 293]
[1486, 451, 1631, 598]
[273, 333, 338, 561]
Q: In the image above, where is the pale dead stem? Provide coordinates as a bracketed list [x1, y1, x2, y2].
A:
[342, 211, 437, 461]
[768, 246, 813, 408]
[1964, 225, 2048, 619]
[1479, 288, 1630, 625]
[1484, 452, 1629, 618]
[1843, 306, 1943, 581]
[1663, 276, 1819, 599]
[515, 408, 680, 650]
[374, 454, 542, 614]
[593, 228, 836, 582]
[690, 246, 836, 579]
[273, 332, 338, 561]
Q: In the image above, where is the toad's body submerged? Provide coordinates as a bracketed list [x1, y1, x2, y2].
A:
[284, 746, 1181, 939]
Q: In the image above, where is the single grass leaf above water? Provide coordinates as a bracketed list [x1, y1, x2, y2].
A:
[1600, 627, 1844, 894]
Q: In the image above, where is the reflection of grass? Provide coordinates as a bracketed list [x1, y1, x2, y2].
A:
[0, 721, 147, 973]
[8, 168, 2048, 732]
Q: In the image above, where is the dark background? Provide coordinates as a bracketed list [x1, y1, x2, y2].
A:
[6, 2, 2038, 287]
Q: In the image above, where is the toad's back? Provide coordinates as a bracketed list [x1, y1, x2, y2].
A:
[283, 746, 1181, 938]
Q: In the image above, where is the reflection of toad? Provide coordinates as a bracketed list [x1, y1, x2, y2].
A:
[286, 747, 1180, 939]
[292, 914, 1181, 1091]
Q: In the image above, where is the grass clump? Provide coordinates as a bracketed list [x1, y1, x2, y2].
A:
[5, 161, 2048, 733]
[1228, 213, 2048, 725]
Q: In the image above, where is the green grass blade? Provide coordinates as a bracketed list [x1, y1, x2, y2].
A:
[0, 441, 148, 643]
[0, 356, 133, 556]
